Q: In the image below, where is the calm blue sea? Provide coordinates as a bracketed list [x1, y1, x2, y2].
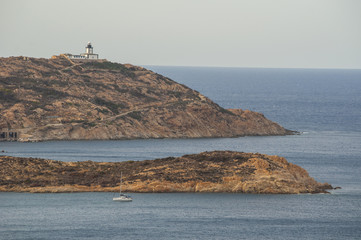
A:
[1, 67, 361, 239]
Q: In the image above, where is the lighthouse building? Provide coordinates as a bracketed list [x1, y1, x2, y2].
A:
[65, 42, 99, 60]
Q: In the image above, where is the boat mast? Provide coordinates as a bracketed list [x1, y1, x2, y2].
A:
[120, 172, 122, 194]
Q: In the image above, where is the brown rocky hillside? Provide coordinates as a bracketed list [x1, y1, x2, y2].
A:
[0, 151, 332, 194]
[0, 56, 290, 141]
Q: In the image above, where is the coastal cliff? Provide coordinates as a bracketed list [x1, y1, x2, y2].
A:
[0, 151, 332, 194]
[0, 56, 290, 141]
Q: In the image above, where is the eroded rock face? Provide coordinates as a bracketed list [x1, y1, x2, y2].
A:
[0, 56, 290, 141]
[0, 151, 332, 194]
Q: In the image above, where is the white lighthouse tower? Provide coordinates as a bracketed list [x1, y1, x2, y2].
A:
[82, 42, 98, 59]
[85, 42, 93, 54]
[63, 42, 100, 60]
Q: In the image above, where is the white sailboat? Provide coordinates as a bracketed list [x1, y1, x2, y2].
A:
[113, 172, 132, 202]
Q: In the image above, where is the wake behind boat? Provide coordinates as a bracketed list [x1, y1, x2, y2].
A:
[113, 172, 132, 202]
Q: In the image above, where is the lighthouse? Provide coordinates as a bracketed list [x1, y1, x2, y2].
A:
[85, 42, 93, 54]
[62, 42, 100, 60]
[82, 42, 98, 59]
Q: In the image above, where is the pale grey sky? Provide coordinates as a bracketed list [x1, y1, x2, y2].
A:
[1, 0, 360, 69]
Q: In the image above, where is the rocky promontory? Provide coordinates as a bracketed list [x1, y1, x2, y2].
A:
[0, 56, 290, 141]
[0, 151, 332, 194]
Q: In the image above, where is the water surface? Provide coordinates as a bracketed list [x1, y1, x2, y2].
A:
[1, 67, 361, 239]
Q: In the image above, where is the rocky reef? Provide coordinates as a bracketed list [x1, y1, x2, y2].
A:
[0, 151, 333, 194]
[0, 56, 290, 141]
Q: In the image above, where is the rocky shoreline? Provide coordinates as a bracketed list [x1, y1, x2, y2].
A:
[0, 151, 333, 194]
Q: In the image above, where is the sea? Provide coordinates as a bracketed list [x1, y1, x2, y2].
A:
[0, 67, 360, 239]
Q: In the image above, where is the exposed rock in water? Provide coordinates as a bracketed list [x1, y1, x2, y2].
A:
[0, 151, 333, 194]
[0, 56, 291, 142]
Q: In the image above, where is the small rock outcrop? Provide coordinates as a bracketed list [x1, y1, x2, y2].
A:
[0, 56, 290, 141]
[0, 151, 333, 194]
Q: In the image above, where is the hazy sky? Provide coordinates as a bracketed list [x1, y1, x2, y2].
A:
[1, 0, 360, 69]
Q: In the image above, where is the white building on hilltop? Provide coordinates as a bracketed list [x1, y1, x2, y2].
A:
[65, 42, 99, 60]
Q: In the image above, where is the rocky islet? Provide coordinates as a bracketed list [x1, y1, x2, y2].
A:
[0, 151, 333, 194]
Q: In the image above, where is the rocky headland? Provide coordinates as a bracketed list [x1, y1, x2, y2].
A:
[0, 151, 333, 194]
[0, 56, 291, 142]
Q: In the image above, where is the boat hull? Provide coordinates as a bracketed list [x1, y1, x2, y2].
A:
[113, 197, 132, 202]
